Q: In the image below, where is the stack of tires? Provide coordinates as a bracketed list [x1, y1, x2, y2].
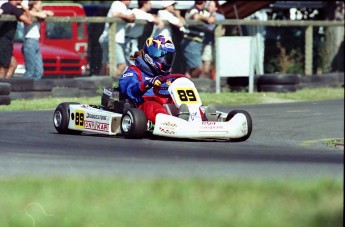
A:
[0, 82, 11, 105]
[257, 74, 300, 93]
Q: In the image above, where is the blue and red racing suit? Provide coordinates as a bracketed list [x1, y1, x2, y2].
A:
[119, 56, 172, 123]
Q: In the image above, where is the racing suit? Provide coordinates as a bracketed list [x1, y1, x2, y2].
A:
[119, 56, 171, 123]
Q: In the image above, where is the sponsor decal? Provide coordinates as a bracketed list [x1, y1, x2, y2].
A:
[241, 122, 247, 134]
[159, 127, 175, 134]
[81, 105, 89, 109]
[144, 54, 154, 65]
[85, 113, 107, 121]
[103, 88, 113, 96]
[159, 122, 177, 134]
[200, 122, 225, 130]
[191, 111, 200, 121]
[84, 120, 109, 132]
[162, 122, 177, 127]
[164, 43, 175, 50]
[202, 122, 216, 125]
[123, 72, 134, 77]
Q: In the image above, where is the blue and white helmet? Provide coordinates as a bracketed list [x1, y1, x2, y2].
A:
[143, 35, 176, 75]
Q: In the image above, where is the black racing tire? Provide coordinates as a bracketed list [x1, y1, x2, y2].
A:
[258, 84, 297, 93]
[53, 102, 82, 135]
[0, 95, 11, 105]
[121, 108, 148, 139]
[226, 110, 252, 142]
[258, 74, 300, 85]
[0, 82, 11, 95]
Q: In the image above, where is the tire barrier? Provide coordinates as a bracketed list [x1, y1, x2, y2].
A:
[226, 76, 260, 92]
[0, 76, 112, 100]
[258, 74, 300, 93]
[298, 72, 344, 89]
[0, 95, 11, 105]
[0, 82, 12, 105]
[0, 82, 11, 95]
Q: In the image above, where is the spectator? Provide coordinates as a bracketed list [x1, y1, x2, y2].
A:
[23, 0, 53, 80]
[151, 0, 185, 40]
[98, 0, 135, 78]
[5, 56, 18, 78]
[0, 0, 32, 78]
[125, 0, 164, 65]
[201, 0, 225, 79]
[181, 0, 214, 78]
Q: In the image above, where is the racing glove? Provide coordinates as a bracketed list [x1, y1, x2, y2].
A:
[141, 76, 163, 90]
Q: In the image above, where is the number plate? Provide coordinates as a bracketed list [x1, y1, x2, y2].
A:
[174, 87, 199, 104]
[74, 110, 85, 129]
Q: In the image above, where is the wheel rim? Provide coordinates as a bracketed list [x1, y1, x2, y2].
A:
[121, 115, 132, 132]
[54, 111, 62, 127]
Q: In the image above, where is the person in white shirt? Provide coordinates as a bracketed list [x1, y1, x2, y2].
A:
[151, 0, 185, 41]
[99, 0, 135, 77]
[22, 0, 53, 80]
[125, 0, 164, 65]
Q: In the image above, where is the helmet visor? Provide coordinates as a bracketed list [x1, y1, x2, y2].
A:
[147, 43, 175, 67]
[153, 52, 175, 72]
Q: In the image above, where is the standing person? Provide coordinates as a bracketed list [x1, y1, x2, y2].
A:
[23, 0, 53, 80]
[98, 0, 135, 78]
[181, 0, 214, 78]
[118, 34, 191, 123]
[5, 56, 18, 78]
[125, 0, 164, 65]
[0, 0, 32, 78]
[201, 0, 225, 79]
[151, 0, 185, 40]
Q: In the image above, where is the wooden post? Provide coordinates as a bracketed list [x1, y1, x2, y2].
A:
[108, 22, 117, 78]
[305, 25, 313, 75]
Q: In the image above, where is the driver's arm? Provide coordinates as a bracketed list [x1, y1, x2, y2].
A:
[119, 70, 145, 104]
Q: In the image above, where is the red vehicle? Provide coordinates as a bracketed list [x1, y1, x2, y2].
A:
[13, 3, 89, 77]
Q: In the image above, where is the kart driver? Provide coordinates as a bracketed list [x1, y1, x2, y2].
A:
[118, 34, 190, 123]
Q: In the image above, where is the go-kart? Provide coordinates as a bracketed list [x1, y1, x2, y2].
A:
[53, 74, 252, 141]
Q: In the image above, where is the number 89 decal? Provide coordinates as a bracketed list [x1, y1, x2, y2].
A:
[175, 88, 199, 104]
[74, 110, 85, 129]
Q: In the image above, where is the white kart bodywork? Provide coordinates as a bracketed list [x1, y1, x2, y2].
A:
[68, 104, 122, 135]
[153, 78, 249, 139]
[58, 77, 251, 140]
[153, 113, 249, 139]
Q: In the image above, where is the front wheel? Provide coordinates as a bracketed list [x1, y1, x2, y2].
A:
[121, 108, 148, 139]
[53, 102, 82, 135]
[226, 110, 252, 142]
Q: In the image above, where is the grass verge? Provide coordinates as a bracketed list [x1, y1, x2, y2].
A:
[0, 88, 343, 111]
[0, 177, 343, 227]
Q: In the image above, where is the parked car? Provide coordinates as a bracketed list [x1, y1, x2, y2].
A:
[13, 3, 89, 77]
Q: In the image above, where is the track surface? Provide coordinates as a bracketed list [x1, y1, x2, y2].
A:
[0, 99, 343, 179]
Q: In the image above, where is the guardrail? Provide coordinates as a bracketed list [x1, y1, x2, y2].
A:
[1, 15, 344, 77]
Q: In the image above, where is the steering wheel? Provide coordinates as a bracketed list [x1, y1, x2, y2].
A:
[153, 74, 187, 98]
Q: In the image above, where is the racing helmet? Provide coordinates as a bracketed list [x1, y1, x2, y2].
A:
[143, 35, 176, 75]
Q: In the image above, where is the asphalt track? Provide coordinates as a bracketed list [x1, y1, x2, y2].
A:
[0, 99, 343, 179]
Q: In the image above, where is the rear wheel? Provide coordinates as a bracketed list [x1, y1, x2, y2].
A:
[121, 108, 148, 139]
[53, 102, 82, 135]
[226, 110, 252, 142]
